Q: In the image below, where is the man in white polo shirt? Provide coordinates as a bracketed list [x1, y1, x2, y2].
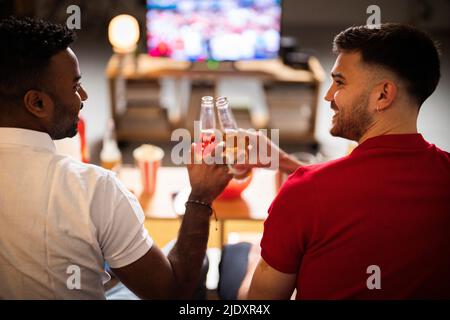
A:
[0, 17, 232, 299]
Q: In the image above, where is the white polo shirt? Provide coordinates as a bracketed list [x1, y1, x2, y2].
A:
[0, 128, 153, 299]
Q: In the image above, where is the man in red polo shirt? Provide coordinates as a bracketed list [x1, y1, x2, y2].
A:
[240, 23, 450, 299]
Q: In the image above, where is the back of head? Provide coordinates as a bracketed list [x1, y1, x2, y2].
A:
[333, 23, 441, 107]
[0, 16, 75, 109]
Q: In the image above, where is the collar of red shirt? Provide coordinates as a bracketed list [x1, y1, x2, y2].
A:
[351, 133, 429, 156]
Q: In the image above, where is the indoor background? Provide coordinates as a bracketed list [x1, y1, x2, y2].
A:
[1, 0, 448, 164]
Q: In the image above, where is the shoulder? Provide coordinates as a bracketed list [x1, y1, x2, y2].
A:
[263, 162, 346, 253]
[269, 156, 353, 216]
[430, 144, 450, 161]
[282, 156, 351, 194]
[429, 145, 450, 177]
[53, 155, 109, 177]
[52, 156, 144, 229]
[50, 155, 120, 195]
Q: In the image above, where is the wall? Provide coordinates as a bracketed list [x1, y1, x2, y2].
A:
[282, 0, 450, 30]
[280, 0, 450, 154]
[29, 0, 450, 153]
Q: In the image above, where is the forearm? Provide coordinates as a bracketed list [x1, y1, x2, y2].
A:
[166, 195, 212, 298]
[237, 268, 254, 300]
[247, 259, 297, 300]
[279, 151, 301, 174]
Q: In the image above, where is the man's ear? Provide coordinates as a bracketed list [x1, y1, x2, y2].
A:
[23, 90, 53, 118]
[373, 80, 398, 112]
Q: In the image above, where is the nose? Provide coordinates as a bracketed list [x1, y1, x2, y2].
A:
[79, 85, 88, 101]
[324, 83, 334, 102]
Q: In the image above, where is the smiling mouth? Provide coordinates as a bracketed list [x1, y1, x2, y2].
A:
[331, 106, 339, 115]
[332, 111, 339, 122]
[331, 102, 339, 111]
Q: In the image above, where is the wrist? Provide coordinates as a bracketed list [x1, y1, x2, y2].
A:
[185, 198, 213, 216]
[188, 192, 213, 205]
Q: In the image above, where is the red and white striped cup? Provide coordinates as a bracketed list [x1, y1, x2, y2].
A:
[133, 144, 164, 195]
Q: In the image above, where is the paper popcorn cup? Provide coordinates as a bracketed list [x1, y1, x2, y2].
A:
[133, 144, 164, 195]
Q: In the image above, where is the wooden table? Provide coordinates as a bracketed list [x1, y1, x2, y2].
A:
[117, 166, 278, 247]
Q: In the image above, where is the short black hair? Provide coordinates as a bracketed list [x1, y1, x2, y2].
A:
[0, 16, 76, 105]
[333, 23, 441, 106]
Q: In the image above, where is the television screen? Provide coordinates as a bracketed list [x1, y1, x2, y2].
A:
[146, 0, 282, 61]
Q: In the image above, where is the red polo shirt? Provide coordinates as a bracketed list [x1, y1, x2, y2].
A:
[261, 134, 450, 299]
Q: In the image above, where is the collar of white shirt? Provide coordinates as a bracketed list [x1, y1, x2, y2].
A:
[0, 127, 56, 153]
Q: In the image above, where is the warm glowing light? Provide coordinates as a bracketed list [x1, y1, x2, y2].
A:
[108, 15, 140, 54]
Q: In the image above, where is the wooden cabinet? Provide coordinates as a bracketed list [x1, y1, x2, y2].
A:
[105, 54, 325, 145]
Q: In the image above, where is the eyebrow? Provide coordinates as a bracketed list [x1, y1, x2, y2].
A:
[331, 72, 346, 80]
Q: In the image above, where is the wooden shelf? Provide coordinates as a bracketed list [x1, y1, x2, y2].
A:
[106, 54, 325, 145]
[115, 106, 172, 142]
[106, 54, 324, 83]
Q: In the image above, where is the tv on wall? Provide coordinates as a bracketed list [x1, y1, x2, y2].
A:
[146, 0, 282, 62]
